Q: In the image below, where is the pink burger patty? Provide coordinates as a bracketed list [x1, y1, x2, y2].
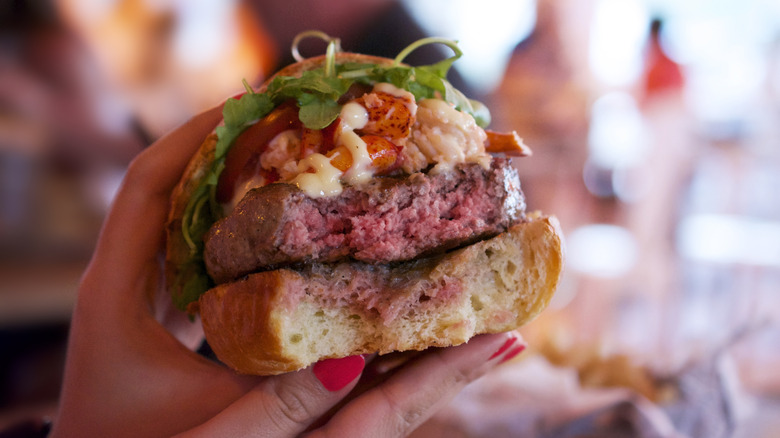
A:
[203, 158, 525, 284]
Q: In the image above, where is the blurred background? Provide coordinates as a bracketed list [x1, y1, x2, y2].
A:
[1, 0, 779, 435]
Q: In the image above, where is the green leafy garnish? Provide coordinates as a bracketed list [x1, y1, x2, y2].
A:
[297, 95, 342, 129]
[174, 32, 492, 311]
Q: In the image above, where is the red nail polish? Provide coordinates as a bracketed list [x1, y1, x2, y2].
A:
[499, 345, 526, 364]
[489, 336, 517, 360]
[313, 355, 365, 392]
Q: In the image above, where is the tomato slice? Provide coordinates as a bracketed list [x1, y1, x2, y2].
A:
[216, 101, 301, 203]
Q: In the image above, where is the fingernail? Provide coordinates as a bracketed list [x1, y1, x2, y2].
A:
[489, 335, 518, 360]
[499, 344, 527, 364]
[313, 355, 365, 392]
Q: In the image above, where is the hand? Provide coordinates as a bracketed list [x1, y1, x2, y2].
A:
[51, 105, 526, 437]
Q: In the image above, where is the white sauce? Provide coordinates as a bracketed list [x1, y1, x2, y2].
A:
[292, 153, 344, 197]
[338, 102, 372, 185]
[340, 101, 369, 130]
[340, 131, 372, 186]
[338, 102, 374, 186]
[293, 102, 371, 196]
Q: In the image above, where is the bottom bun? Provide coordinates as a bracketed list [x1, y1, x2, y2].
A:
[198, 214, 564, 375]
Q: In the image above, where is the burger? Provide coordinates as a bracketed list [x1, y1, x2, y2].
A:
[166, 32, 563, 376]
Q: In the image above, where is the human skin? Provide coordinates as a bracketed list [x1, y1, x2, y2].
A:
[51, 104, 524, 438]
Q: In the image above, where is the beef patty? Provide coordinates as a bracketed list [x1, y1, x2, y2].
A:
[203, 158, 525, 284]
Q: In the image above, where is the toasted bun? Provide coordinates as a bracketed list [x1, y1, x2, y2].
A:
[198, 215, 563, 375]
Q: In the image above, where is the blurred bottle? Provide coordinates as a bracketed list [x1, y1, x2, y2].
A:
[641, 18, 684, 103]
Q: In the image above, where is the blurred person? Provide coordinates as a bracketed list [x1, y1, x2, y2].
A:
[640, 18, 684, 104]
[576, 16, 695, 367]
[0, 0, 148, 258]
[245, 0, 475, 96]
[41, 102, 527, 438]
[246, 0, 399, 66]
[51, 0, 489, 153]
[0, 0, 147, 170]
[55, 0, 278, 139]
[489, 0, 589, 227]
[624, 16, 692, 317]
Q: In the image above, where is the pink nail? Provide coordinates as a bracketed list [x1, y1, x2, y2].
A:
[313, 355, 365, 392]
[499, 345, 526, 364]
[489, 336, 517, 360]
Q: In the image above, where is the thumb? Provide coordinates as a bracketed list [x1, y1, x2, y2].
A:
[177, 355, 365, 437]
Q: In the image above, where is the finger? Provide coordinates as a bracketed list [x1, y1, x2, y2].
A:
[81, 105, 223, 311]
[152, 278, 206, 350]
[311, 332, 526, 438]
[180, 356, 366, 438]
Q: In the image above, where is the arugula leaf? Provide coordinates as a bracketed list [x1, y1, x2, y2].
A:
[443, 80, 473, 113]
[393, 36, 463, 73]
[370, 66, 413, 89]
[172, 258, 214, 311]
[268, 70, 349, 103]
[469, 99, 492, 127]
[214, 126, 236, 159]
[411, 67, 446, 96]
[223, 93, 273, 127]
[298, 94, 342, 129]
[422, 56, 458, 80]
[174, 181, 217, 311]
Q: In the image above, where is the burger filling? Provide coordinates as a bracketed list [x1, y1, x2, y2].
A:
[172, 36, 532, 311]
[224, 82, 493, 211]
